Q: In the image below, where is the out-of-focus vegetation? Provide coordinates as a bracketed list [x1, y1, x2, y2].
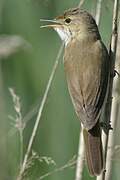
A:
[0, 0, 119, 180]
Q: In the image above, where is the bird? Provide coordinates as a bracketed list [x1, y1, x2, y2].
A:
[40, 7, 110, 176]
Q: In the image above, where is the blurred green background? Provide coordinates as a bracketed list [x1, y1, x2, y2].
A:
[0, 0, 119, 180]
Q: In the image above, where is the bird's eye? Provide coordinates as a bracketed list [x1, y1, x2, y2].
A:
[65, 18, 71, 24]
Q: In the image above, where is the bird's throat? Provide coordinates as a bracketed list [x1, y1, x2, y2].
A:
[54, 28, 72, 46]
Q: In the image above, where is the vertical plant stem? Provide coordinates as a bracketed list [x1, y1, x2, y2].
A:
[17, 43, 64, 180]
[104, 21, 120, 180]
[95, 0, 103, 26]
[95, 0, 102, 26]
[97, 0, 119, 180]
[75, 126, 85, 180]
[78, 0, 85, 8]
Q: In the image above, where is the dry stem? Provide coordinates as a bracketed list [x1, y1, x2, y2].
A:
[17, 43, 64, 180]
[75, 127, 85, 180]
[104, 19, 120, 180]
[78, 0, 85, 8]
[95, 0, 103, 26]
[97, 0, 119, 180]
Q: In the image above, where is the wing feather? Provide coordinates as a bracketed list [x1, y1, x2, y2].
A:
[64, 40, 109, 130]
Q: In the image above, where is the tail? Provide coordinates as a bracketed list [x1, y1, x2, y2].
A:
[83, 122, 103, 176]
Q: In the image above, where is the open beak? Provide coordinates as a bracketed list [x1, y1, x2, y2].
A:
[40, 19, 62, 28]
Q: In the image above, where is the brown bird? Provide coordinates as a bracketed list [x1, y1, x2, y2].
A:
[41, 8, 110, 176]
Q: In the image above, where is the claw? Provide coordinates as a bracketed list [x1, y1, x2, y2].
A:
[114, 70, 120, 77]
[100, 122, 113, 134]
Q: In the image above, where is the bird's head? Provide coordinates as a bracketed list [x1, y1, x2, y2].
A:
[40, 8, 100, 45]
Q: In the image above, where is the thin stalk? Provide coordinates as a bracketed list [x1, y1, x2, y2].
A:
[17, 43, 64, 180]
[97, 0, 119, 180]
[104, 21, 120, 180]
[78, 0, 85, 8]
[95, 0, 103, 26]
[75, 127, 85, 180]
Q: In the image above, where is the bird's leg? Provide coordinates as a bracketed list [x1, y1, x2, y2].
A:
[100, 121, 113, 135]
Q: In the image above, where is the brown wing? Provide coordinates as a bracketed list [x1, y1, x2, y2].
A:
[64, 40, 109, 130]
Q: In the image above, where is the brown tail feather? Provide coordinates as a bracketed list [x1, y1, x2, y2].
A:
[83, 122, 103, 176]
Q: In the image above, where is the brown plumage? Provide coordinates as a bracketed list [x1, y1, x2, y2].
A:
[41, 7, 110, 176]
[64, 32, 109, 131]
[64, 29, 109, 175]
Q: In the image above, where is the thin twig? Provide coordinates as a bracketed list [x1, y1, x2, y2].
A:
[95, 0, 103, 26]
[17, 43, 64, 180]
[75, 126, 85, 180]
[105, 20, 120, 180]
[78, 0, 85, 8]
[97, 0, 119, 180]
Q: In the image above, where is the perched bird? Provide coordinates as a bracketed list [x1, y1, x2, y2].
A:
[40, 8, 110, 176]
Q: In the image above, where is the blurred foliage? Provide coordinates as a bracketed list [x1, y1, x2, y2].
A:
[0, 0, 119, 180]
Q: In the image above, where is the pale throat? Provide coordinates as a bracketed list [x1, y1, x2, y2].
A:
[54, 27, 72, 46]
[54, 27, 90, 45]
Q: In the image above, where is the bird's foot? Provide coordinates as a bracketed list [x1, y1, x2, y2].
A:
[100, 121, 113, 134]
[112, 70, 120, 78]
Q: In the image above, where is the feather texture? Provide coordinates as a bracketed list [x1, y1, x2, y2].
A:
[64, 38, 109, 130]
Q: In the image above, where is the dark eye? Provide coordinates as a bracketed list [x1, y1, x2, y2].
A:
[65, 18, 71, 24]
